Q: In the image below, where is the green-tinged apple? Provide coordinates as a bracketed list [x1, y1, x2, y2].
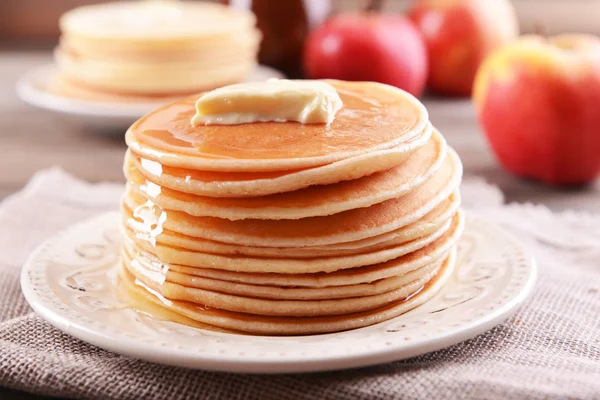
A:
[304, 13, 428, 97]
[408, 0, 519, 96]
[474, 34, 600, 185]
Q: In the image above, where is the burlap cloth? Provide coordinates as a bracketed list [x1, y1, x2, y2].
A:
[0, 169, 599, 400]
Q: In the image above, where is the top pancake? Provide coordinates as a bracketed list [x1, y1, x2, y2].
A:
[126, 80, 429, 172]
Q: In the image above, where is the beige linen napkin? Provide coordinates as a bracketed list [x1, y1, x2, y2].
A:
[0, 169, 599, 400]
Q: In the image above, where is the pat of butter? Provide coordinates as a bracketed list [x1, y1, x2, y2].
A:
[191, 79, 343, 126]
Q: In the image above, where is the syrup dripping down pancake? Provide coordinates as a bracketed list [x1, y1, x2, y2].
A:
[124, 247, 443, 301]
[123, 212, 462, 274]
[122, 148, 462, 248]
[129, 124, 431, 198]
[124, 254, 440, 317]
[122, 191, 459, 258]
[122, 213, 461, 288]
[125, 129, 447, 218]
[122, 197, 457, 258]
[117, 248, 456, 335]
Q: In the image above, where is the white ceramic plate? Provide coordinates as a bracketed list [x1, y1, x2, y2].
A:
[21, 212, 535, 373]
[16, 64, 284, 130]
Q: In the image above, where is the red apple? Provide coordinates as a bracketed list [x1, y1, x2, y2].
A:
[408, 0, 518, 96]
[304, 13, 428, 97]
[474, 34, 600, 185]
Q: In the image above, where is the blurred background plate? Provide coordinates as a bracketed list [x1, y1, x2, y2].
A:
[16, 64, 284, 130]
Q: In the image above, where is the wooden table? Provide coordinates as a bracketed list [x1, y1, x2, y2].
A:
[1, 50, 599, 211]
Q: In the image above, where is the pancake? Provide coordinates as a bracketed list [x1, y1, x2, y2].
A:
[122, 191, 459, 258]
[124, 247, 443, 301]
[125, 216, 450, 261]
[58, 30, 261, 63]
[126, 80, 429, 172]
[122, 148, 462, 247]
[117, 247, 456, 335]
[125, 129, 447, 219]
[133, 251, 443, 301]
[129, 124, 431, 197]
[55, 1, 260, 97]
[126, 213, 461, 288]
[117, 78, 465, 336]
[55, 49, 257, 94]
[124, 212, 459, 274]
[60, 2, 256, 42]
[122, 196, 457, 258]
[123, 213, 461, 289]
[125, 254, 439, 317]
[47, 75, 211, 104]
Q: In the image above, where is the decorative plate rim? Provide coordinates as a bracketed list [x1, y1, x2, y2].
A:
[21, 211, 536, 373]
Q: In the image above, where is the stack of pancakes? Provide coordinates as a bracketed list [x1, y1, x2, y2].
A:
[51, 1, 260, 102]
[120, 80, 463, 335]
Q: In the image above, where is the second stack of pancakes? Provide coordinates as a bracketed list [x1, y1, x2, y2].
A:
[121, 80, 464, 335]
[52, 1, 260, 102]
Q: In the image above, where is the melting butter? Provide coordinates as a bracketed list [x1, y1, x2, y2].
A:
[191, 79, 343, 126]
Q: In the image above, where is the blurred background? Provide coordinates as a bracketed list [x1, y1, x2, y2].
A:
[1, 0, 599, 211]
[3, 0, 600, 44]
